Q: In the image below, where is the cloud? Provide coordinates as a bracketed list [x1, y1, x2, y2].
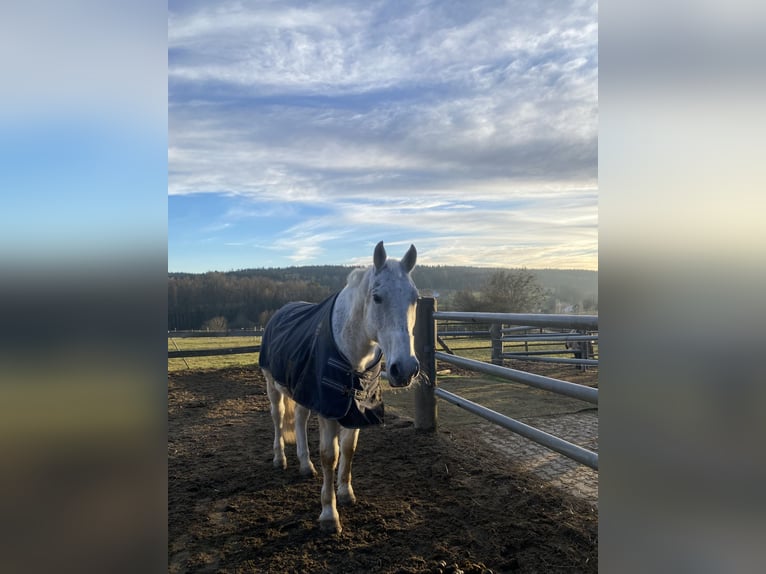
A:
[168, 0, 598, 270]
[242, 187, 597, 268]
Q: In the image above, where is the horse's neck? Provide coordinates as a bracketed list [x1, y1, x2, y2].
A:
[332, 270, 378, 371]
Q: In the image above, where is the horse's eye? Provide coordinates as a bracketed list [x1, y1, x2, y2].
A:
[372, 293, 383, 304]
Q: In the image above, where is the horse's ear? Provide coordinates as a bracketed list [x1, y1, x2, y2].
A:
[400, 244, 417, 274]
[374, 241, 387, 273]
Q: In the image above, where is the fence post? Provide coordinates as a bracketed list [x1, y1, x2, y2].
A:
[490, 323, 503, 365]
[414, 296, 437, 431]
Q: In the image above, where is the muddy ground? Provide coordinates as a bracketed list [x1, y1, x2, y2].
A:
[168, 367, 597, 573]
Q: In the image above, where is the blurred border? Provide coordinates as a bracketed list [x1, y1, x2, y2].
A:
[601, 0, 766, 571]
[1, 2, 167, 573]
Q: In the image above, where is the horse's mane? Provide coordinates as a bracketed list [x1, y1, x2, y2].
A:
[345, 266, 371, 289]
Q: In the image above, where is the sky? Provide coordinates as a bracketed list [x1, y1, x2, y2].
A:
[168, 0, 598, 272]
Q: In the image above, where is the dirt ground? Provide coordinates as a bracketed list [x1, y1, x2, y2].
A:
[168, 366, 597, 573]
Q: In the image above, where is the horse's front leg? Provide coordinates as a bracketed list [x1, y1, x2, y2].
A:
[317, 416, 342, 534]
[337, 427, 360, 505]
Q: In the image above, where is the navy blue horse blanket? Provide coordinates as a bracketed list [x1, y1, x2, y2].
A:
[259, 293, 384, 428]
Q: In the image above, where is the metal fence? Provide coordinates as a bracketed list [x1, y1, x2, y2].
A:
[167, 299, 599, 470]
[413, 297, 599, 470]
[435, 318, 597, 367]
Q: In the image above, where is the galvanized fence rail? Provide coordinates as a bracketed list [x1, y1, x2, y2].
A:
[414, 297, 599, 470]
[433, 387, 599, 469]
[435, 319, 598, 367]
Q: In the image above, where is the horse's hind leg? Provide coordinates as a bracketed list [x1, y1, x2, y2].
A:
[337, 427, 359, 505]
[317, 416, 342, 534]
[263, 370, 287, 470]
[295, 404, 317, 477]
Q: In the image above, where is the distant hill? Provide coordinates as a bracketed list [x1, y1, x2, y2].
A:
[213, 265, 597, 297]
[168, 265, 597, 330]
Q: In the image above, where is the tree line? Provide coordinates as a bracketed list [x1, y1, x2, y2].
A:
[168, 265, 597, 331]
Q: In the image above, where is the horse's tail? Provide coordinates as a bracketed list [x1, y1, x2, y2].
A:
[282, 395, 296, 445]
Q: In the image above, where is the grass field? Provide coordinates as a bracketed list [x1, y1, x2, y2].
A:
[167, 335, 262, 372]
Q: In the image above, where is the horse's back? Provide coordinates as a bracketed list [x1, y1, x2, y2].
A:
[258, 297, 335, 398]
[260, 300, 317, 357]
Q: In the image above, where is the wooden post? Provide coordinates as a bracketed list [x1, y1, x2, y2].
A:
[414, 296, 437, 431]
[490, 323, 503, 365]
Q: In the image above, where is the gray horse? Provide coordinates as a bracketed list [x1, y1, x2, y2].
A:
[260, 241, 420, 534]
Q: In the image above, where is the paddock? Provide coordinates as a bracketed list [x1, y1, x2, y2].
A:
[168, 366, 597, 573]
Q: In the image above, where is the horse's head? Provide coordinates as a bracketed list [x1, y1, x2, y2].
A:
[366, 241, 420, 388]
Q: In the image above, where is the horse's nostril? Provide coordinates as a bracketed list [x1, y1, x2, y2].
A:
[388, 359, 419, 385]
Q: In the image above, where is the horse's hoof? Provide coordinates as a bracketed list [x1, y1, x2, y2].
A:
[337, 491, 356, 506]
[319, 519, 342, 536]
[273, 458, 287, 470]
[299, 463, 317, 477]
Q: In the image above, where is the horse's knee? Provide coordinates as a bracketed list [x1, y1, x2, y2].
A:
[319, 427, 340, 470]
[320, 454, 337, 478]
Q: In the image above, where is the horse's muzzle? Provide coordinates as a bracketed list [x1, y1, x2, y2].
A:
[387, 357, 420, 388]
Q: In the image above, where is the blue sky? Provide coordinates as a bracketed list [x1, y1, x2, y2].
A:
[168, 0, 598, 272]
